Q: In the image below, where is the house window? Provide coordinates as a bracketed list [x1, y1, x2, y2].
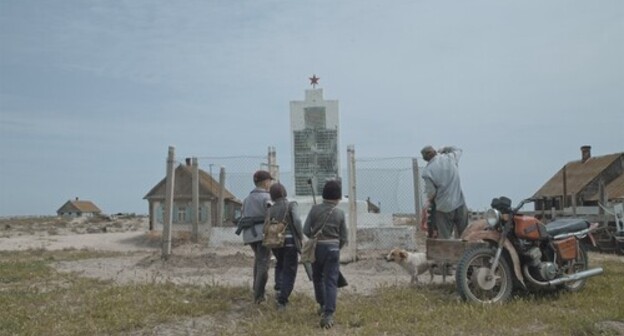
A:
[177, 207, 186, 222]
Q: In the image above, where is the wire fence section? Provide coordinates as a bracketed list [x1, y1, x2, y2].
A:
[351, 156, 426, 254]
[157, 150, 428, 255]
[354, 156, 423, 215]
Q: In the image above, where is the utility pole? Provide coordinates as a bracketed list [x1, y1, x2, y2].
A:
[267, 146, 279, 182]
[162, 146, 175, 259]
[347, 145, 357, 262]
[192, 157, 199, 243]
[216, 167, 226, 228]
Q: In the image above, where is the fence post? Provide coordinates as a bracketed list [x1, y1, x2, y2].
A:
[217, 167, 226, 228]
[162, 146, 175, 259]
[412, 158, 422, 230]
[192, 157, 199, 243]
[562, 165, 568, 210]
[599, 180, 607, 226]
[347, 145, 357, 262]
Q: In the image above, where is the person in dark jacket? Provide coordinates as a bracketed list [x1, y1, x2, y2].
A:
[240, 170, 274, 304]
[268, 183, 303, 311]
[303, 179, 348, 329]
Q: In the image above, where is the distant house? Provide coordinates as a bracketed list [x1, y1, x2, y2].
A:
[57, 198, 102, 217]
[143, 159, 242, 230]
[533, 146, 624, 211]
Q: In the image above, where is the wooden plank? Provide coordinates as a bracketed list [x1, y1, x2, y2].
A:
[426, 238, 487, 264]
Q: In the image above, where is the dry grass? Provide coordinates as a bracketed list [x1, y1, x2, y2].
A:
[0, 249, 246, 335]
[1, 249, 623, 336]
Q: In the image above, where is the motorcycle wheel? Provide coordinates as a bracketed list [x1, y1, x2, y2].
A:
[456, 246, 513, 304]
[560, 243, 588, 292]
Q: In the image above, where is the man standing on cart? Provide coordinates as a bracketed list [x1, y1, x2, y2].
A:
[421, 145, 468, 239]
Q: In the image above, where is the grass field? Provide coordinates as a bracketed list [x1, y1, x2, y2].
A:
[1, 249, 623, 335]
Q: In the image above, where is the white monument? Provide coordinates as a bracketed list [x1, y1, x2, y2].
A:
[289, 75, 340, 196]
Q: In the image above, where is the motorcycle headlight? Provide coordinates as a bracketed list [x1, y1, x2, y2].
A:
[485, 208, 501, 227]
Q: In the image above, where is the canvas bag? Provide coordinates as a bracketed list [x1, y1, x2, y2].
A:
[301, 207, 335, 263]
[300, 237, 317, 263]
[262, 203, 290, 249]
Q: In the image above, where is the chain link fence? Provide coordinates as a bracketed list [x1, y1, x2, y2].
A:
[352, 156, 426, 257]
[152, 147, 427, 257]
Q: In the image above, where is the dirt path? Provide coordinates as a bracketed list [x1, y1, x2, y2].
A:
[3, 228, 619, 298]
[0, 216, 448, 296]
[50, 237, 446, 297]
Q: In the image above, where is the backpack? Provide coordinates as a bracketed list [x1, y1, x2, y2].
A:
[262, 203, 290, 249]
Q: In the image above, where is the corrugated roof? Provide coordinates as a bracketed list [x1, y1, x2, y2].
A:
[144, 164, 240, 204]
[534, 152, 623, 199]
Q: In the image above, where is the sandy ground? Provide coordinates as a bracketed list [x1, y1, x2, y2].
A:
[2, 217, 620, 296]
[0, 216, 445, 298]
[0, 231, 153, 252]
[49, 242, 434, 298]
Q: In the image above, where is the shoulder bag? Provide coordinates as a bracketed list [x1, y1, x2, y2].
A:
[262, 203, 290, 249]
[301, 207, 335, 263]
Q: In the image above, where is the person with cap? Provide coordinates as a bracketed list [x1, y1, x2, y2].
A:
[303, 179, 348, 329]
[238, 170, 274, 304]
[267, 182, 303, 311]
[420, 145, 468, 239]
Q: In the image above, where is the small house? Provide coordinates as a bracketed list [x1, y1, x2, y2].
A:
[57, 198, 102, 217]
[143, 159, 242, 230]
[533, 146, 624, 211]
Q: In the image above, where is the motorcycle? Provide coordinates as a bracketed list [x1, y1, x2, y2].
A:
[455, 196, 603, 304]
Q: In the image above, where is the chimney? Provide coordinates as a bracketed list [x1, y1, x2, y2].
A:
[185, 157, 191, 166]
[581, 145, 591, 163]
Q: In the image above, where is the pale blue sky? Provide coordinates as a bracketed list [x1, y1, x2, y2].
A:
[1, 1, 623, 216]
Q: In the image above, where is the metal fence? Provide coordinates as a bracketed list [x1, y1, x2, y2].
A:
[157, 146, 427, 259]
[351, 155, 425, 257]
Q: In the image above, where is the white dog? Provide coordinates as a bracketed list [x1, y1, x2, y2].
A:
[385, 248, 435, 284]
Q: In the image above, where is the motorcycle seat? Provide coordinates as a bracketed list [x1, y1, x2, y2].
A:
[545, 218, 590, 237]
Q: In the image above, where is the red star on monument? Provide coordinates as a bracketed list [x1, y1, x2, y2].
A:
[309, 74, 320, 88]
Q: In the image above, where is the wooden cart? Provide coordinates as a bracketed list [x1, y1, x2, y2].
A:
[425, 238, 487, 278]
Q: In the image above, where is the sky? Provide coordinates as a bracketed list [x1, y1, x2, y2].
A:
[1, 1, 623, 216]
